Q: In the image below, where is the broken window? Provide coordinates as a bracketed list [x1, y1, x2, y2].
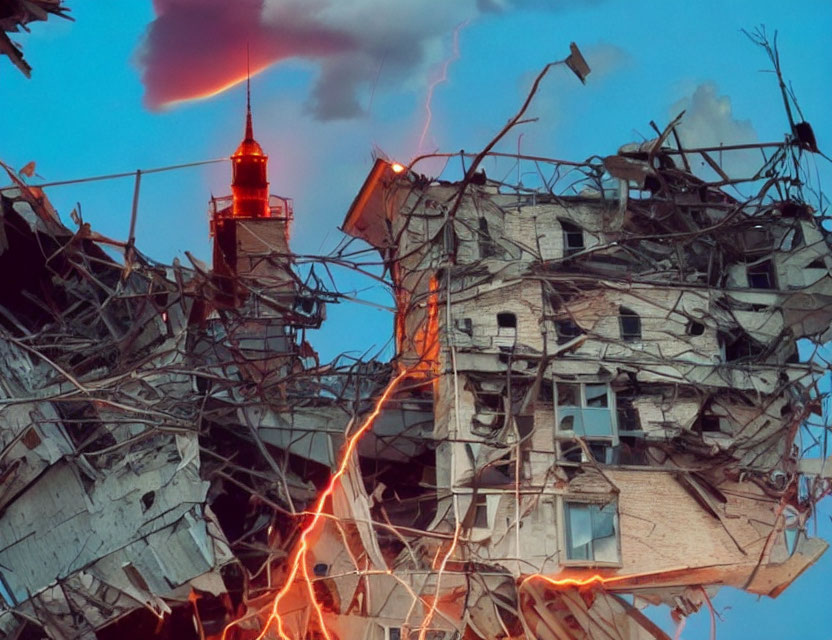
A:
[746, 259, 776, 289]
[619, 306, 641, 341]
[455, 317, 473, 336]
[615, 393, 640, 431]
[474, 494, 489, 528]
[720, 332, 766, 363]
[537, 379, 554, 404]
[694, 406, 730, 434]
[496, 312, 517, 342]
[614, 392, 647, 465]
[563, 501, 619, 563]
[557, 383, 612, 433]
[386, 627, 402, 640]
[471, 381, 506, 435]
[697, 415, 721, 432]
[555, 319, 583, 344]
[478, 217, 498, 258]
[739, 225, 774, 255]
[686, 320, 705, 336]
[560, 219, 585, 256]
[556, 382, 616, 463]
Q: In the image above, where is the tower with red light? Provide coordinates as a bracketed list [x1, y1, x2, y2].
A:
[210, 77, 293, 294]
[206, 78, 323, 377]
[230, 87, 269, 218]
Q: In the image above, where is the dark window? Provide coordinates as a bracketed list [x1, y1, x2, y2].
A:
[615, 394, 641, 433]
[472, 386, 505, 434]
[747, 259, 776, 289]
[617, 436, 649, 465]
[455, 317, 473, 335]
[721, 332, 765, 363]
[537, 379, 554, 404]
[140, 491, 155, 512]
[615, 393, 646, 465]
[698, 414, 722, 432]
[561, 220, 585, 256]
[619, 307, 641, 341]
[555, 319, 583, 344]
[497, 312, 517, 328]
[474, 495, 489, 528]
[560, 439, 584, 463]
[687, 320, 705, 336]
[478, 217, 497, 258]
[739, 226, 773, 255]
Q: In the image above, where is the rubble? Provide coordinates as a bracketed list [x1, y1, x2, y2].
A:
[0, 37, 830, 640]
[0, 0, 71, 77]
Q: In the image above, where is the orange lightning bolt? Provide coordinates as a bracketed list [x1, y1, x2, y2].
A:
[418, 21, 469, 154]
[222, 369, 410, 640]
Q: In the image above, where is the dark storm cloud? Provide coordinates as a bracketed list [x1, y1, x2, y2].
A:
[138, 0, 610, 119]
[138, 0, 355, 109]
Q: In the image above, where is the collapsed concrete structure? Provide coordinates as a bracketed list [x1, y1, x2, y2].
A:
[0, 41, 830, 640]
[0, 0, 71, 77]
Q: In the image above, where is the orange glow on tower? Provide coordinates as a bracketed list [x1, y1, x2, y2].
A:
[231, 74, 270, 218]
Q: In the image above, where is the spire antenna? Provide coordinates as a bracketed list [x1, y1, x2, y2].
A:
[245, 43, 253, 140]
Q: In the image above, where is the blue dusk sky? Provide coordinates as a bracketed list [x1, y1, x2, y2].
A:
[1, 2, 830, 638]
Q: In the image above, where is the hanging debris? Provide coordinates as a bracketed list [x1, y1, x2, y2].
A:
[0, 0, 72, 77]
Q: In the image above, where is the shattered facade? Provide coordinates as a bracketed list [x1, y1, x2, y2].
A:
[1, 43, 831, 640]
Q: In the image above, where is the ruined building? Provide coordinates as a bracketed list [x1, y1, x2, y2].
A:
[0, 48, 831, 640]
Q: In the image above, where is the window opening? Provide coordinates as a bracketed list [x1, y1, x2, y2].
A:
[474, 494, 489, 528]
[561, 220, 585, 256]
[564, 501, 619, 562]
[478, 217, 498, 258]
[619, 307, 641, 341]
[746, 259, 776, 289]
[555, 319, 583, 344]
[497, 312, 517, 328]
[556, 382, 616, 463]
[686, 320, 705, 336]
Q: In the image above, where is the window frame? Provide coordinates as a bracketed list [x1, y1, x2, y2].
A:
[618, 306, 642, 341]
[478, 217, 498, 258]
[560, 219, 585, 257]
[554, 382, 618, 463]
[494, 312, 518, 348]
[746, 258, 777, 290]
[559, 497, 622, 566]
[555, 318, 583, 344]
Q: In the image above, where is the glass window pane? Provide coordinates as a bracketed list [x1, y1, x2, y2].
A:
[591, 503, 616, 539]
[559, 407, 583, 433]
[592, 532, 619, 563]
[585, 384, 608, 407]
[582, 408, 613, 436]
[566, 503, 592, 559]
[557, 384, 580, 407]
